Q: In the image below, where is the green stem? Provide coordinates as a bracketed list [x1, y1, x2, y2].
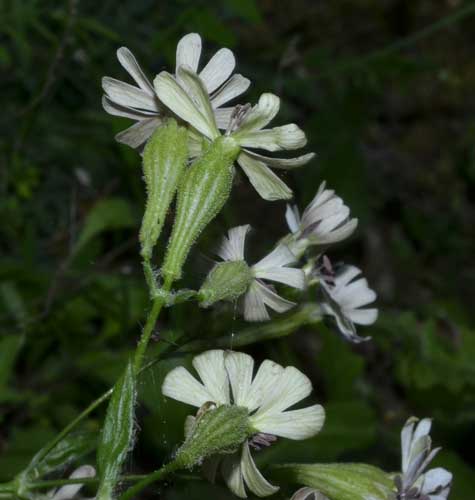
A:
[27, 474, 147, 491]
[133, 276, 173, 374]
[119, 462, 179, 500]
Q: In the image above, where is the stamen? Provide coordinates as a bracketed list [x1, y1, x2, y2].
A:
[225, 103, 251, 135]
[248, 432, 278, 451]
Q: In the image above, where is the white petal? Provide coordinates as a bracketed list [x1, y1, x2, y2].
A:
[241, 441, 279, 497]
[246, 151, 315, 170]
[115, 118, 161, 148]
[222, 452, 247, 498]
[254, 267, 305, 290]
[254, 365, 312, 416]
[102, 96, 158, 120]
[211, 74, 251, 108]
[413, 418, 433, 445]
[401, 417, 417, 472]
[176, 33, 202, 73]
[238, 124, 307, 152]
[333, 278, 372, 306]
[52, 465, 96, 500]
[217, 225, 250, 261]
[422, 468, 452, 494]
[346, 307, 378, 326]
[237, 93, 280, 132]
[254, 244, 296, 271]
[286, 204, 301, 233]
[200, 48, 236, 93]
[102, 77, 158, 111]
[245, 359, 284, 412]
[256, 281, 296, 313]
[192, 350, 230, 404]
[224, 351, 254, 406]
[337, 279, 376, 308]
[176, 66, 219, 136]
[154, 71, 218, 140]
[243, 282, 270, 322]
[303, 199, 346, 229]
[116, 47, 154, 94]
[251, 404, 325, 440]
[162, 366, 213, 408]
[314, 219, 358, 244]
[334, 265, 361, 288]
[214, 107, 235, 129]
[238, 153, 293, 201]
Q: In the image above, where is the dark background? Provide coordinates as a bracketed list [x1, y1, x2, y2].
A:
[1, 0, 475, 498]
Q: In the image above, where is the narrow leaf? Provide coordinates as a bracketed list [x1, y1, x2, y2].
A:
[97, 361, 136, 500]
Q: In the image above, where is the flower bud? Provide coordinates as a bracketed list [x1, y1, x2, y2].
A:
[175, 404, 250, 469]
[198, 261, 253, 307]
[272, 463, 394, 500]
[161, 136, 240, 282]
[140, 119, 188, 261]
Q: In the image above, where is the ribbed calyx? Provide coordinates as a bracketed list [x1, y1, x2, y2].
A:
[175, 404, 250, 469]
[161, 136, 240, 282]
[140, 119, 188, 261]
[199, 260, 253, 307]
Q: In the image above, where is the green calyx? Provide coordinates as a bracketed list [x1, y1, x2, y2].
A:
[198, 260, 253, 307]
[139, 118, 188, 261]
[161, 136, 240, 282]
[175, 404, 250, 469]
[271, 463, 394, 500]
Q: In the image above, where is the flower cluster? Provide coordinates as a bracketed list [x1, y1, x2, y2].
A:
[162, 350, 325, 498]
[97, 31, 453, 500]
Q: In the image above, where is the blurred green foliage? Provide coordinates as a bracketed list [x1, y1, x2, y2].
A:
[1, 0, 475, 498]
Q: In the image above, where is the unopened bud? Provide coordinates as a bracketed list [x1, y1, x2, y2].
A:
[175, 404, 250, 469]
[199, 261, 253, 307]
[161, 136, 240, 282]
[272, 463, 394, 500]
[140, 119, 188, 261]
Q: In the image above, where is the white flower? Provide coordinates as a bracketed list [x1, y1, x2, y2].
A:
[47, 465, 96, 500]
[162, 350, 325, 498]
[154, 68, 315, 200]
[320, 265, 378, 343]
[102, 33, 250, 149]
[290, 488, 329, 500]
[394, 417, 452, 500]
[285, 181, 357, 256]
[217, 225, 305, 321]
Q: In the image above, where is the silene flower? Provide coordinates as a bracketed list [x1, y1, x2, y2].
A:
[154, 67, 315, 200]
[285, 181, 358, 257]
[392, 417, 452, 500]
[102, 33, 250, 149]
[319, 264, 378, 343]
[162, 349, 325, 498]
[199, 224, 305, 321]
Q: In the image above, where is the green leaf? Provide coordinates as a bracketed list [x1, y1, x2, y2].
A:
[97, 361, 136, 500]
[73, 198, 136, 256]
[23, 430, 97, 481]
